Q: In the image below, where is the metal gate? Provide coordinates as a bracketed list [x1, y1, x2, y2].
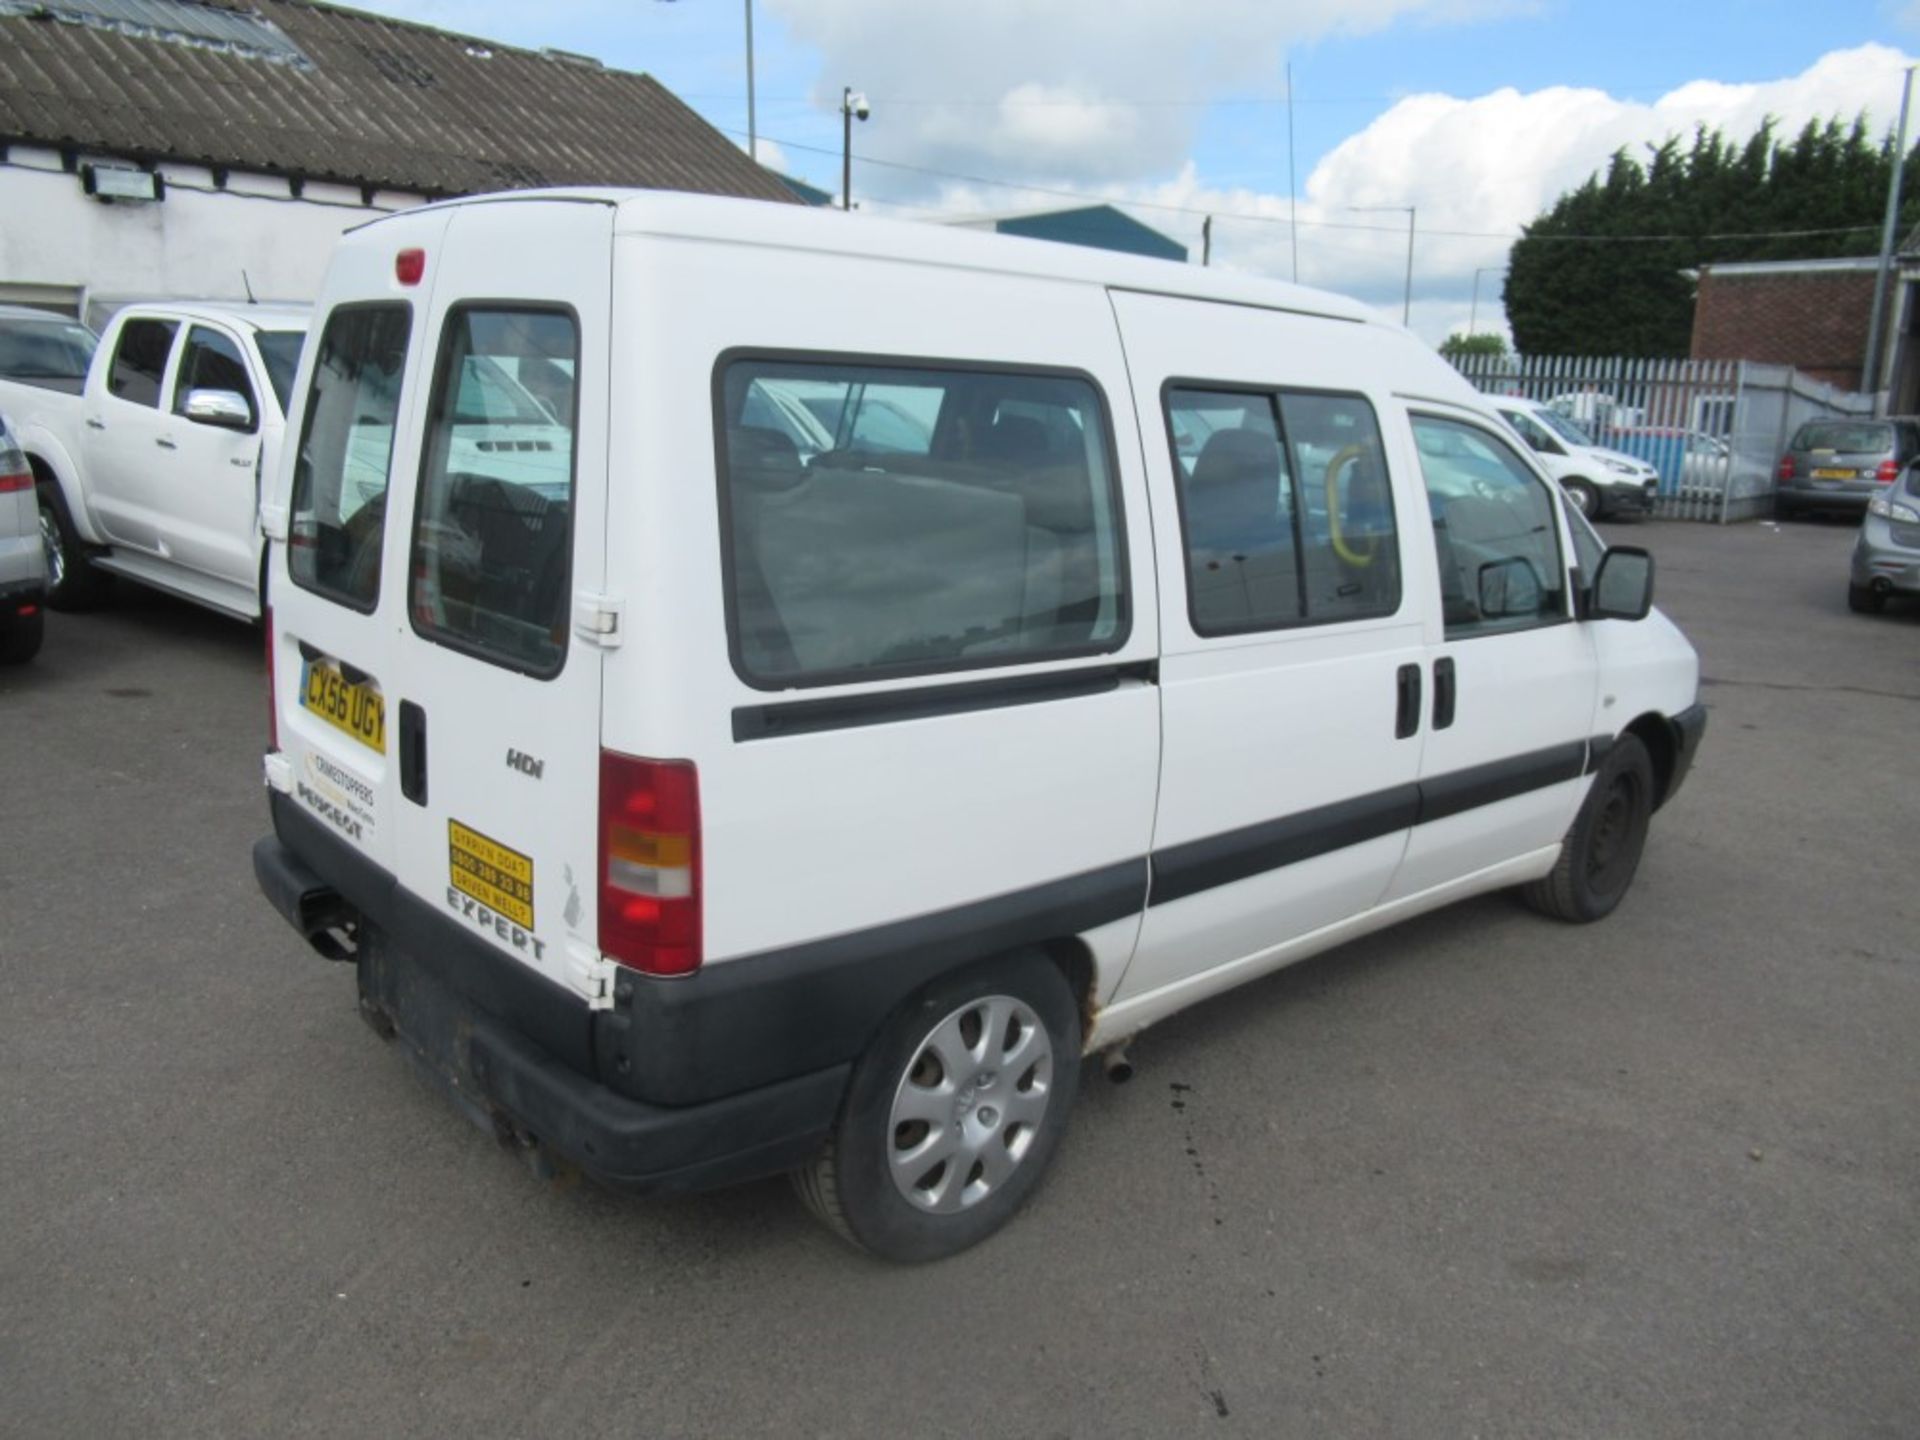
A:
[1448, 353, 1876, 522]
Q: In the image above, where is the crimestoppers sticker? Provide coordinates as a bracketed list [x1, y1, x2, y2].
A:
[448, 819, 534, 930]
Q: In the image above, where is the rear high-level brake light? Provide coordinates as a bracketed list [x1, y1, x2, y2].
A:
[395, 247, 426, 286]
[599, 751, 702, 976]
[1777, 455, 1795, 481]
[1876, 459, 1899, 483]
[264, 607, 279, 752]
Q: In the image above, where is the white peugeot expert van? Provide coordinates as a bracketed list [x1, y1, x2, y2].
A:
[253, 191, 1706, 1262]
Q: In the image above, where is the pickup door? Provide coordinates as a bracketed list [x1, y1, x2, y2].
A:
[81, 313, 183, 552]
[152, 323, 267, 592]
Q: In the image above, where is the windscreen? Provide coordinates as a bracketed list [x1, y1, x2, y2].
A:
[0, 318, 97, 382]
[1795, 422, 1893, 453]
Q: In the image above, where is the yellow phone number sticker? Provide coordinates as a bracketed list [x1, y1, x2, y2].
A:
[448, 819, 534, 929]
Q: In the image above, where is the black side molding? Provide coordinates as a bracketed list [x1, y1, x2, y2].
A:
[1415, 741, 1588, 826]
[732, 661, 1156, 742]
[1150, 785, 1421, 908]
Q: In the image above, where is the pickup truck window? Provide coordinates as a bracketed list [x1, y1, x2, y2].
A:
[171, 326, 257, 430]
[719, 355, 1128, 688]
[256, 331, 305, 416]
[289, 305, 412, 612]
[409, 307, 577, 678]
[1165, 385, 1401, 636]
[107, 319, 178, 408]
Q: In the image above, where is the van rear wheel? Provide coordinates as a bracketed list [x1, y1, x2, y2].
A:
[1522, 733, 1653, 923]
[794, 952, 1080, 1262]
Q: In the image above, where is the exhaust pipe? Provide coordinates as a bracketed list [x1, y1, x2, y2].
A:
[1101, 1043, 1134, 1084]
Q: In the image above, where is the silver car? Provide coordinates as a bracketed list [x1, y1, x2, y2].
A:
[1778, 417, 1920, 519]
[0, 411, 47, 662]
[1849, 464, 1920, 613]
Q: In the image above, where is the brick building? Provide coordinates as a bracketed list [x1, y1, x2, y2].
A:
[1689, 253, 1920, 408]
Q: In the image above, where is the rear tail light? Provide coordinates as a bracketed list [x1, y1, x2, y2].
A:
[1777, 455, 1795, 481]
[0, 470, 30, 494]
[599, 750, 702, 976]
[264, 607, 279, 752]
[1876, 459, 1899, 483]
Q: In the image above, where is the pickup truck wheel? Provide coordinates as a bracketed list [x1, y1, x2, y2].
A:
[36, 484, 107, 610]
[1562, 479, 1599, 518]
[0, 609, 43, 664]
[794, 951, 1080, 1263]
[1522, 733, 1653, 923]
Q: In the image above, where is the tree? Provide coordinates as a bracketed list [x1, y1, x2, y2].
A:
[1506, 116, 1920, 356]
[1438, 332, 1509, 360]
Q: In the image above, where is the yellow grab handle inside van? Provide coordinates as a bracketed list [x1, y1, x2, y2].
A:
[1325, 444, 1376, 568]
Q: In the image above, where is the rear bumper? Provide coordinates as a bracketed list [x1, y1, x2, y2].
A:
[253, 803, 846, 1193]
[0, 574, 44, 623]
[1851, 524, 1920, 596]
[1778, 481, 1878, 512]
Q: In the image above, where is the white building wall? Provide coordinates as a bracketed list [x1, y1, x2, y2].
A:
[0, 145, 425, 322]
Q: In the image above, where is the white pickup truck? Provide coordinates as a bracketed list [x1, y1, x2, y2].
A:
[0, 302, 308, 620]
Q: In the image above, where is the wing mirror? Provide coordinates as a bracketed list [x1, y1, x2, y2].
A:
[1588, 545, 1654, 621]
[183, 388, 255, 431]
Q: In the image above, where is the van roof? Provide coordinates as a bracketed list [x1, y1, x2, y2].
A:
[360, 188, 1388, 330]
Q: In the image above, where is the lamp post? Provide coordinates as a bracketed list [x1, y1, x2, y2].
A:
[1469, 265, 1507, 335]
[744, 0, 756, 163]
[1350, 204, 1416, 325]
[1864, 63, 1917, 403]
[841, 86, 870, 210]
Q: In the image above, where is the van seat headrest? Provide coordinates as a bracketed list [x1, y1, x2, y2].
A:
[729, 425, 805, 490]
[1191, 428, 1279, 490]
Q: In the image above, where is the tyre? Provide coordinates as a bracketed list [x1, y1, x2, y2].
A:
[1562, 479, 1598, 519]
[1523, 733, 1654, 923]
[794, 951, 1081, 1262]
[1847, 582, 1885, 614]
[36, 483, 108, 610]
[0, 609, 43, 664]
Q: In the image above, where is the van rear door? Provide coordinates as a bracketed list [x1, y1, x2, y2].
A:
[269, 207, 454, 884]
[382, 199, 614, 1005]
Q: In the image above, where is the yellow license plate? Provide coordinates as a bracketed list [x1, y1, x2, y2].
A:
[449, 819, 534, 928]
[301, 661, 386, 754]
[1811, 468, 1855, 479]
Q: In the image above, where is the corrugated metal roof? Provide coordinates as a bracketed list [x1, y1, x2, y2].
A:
[0, 0, 798, 203]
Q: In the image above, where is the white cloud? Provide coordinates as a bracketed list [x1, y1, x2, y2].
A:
[898, 44, 1919, 345]
[764, 0, 1526, 184]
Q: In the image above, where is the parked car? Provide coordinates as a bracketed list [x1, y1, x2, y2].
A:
[1849, 461, 1920, 612]
[0, 302, 308, 619]
[0, 411, 47, 663]
[253, 191, 1705, 1262]
[0, 304, 98, 397]
[1491, 395, 1659, 519]
[1776, 417, 1920, 519]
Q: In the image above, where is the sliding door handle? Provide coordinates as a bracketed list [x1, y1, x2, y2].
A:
[1433, 657, 1457, 730]
[1395, 663, 1422, 739]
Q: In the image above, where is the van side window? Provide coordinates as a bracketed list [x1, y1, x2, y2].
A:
[1166, 386, 1400, 635]
[719, 357, 1128, 687]
[171, 326, 257, 430]
[409, 308, 578, 678]
[106, 318, 178, 407]
[288, 305, 412, 612]
[1410, 414, 1567, 638]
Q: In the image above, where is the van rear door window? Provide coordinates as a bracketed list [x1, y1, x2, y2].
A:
[719, 357, 1128, 687]
[288, 305, 412, 611]
[408, 308, 578, 678]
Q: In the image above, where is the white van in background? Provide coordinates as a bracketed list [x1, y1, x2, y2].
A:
[252, 191, 1706, 1261]
[1492, 394, 1659, 520]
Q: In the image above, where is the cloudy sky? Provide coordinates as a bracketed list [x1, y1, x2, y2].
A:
[345, 0, 1917, 344]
